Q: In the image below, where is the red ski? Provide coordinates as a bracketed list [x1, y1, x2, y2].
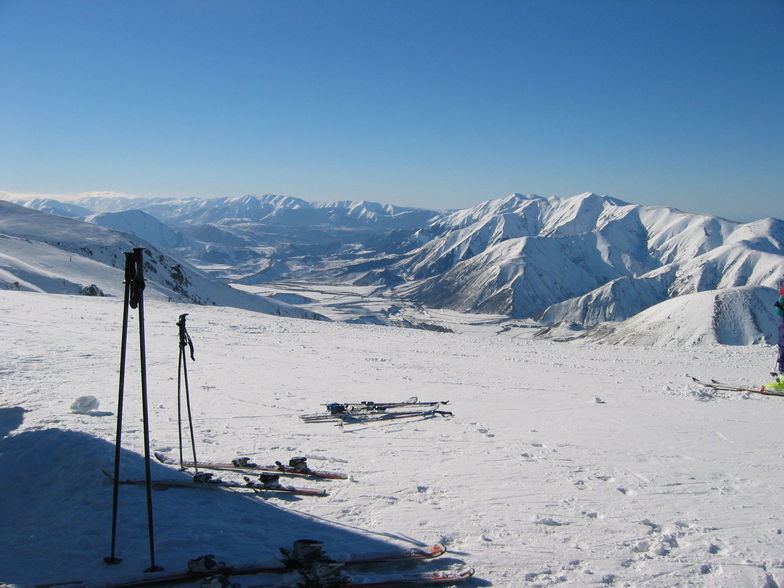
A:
[35, 544, 447, 588]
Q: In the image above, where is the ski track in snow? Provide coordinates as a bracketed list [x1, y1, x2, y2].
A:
[2, 290, 784, 587]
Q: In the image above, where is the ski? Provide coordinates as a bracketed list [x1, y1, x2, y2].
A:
[322, 397, 449, 413]
[300, 397, 451, 423]
[102, 470, 328, 497]
[249, 567, 475, 588]
[155, 452, 348, 480]
[35, 544, 447, 588]
[690, 376, 784, 397]
[301, 408, 453, 424]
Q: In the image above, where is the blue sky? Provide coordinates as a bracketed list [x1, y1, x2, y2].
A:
[1, 0, 782, 221]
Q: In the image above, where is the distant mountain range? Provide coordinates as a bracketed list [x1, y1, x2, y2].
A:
[0, 200, 324, 320]
[5, 191, 783, 345]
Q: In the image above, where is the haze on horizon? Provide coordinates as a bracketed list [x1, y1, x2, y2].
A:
[1, 0, 781, 223]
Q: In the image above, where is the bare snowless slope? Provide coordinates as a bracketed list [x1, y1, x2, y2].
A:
[2, 290, 784, 587]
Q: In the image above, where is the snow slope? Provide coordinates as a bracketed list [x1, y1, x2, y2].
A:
[539, 286, 779, 346]
[2, 290, 784, 587]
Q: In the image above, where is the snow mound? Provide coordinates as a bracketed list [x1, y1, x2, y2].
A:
[70, 396, 100, 415]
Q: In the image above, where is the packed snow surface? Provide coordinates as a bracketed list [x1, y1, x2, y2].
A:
[2, 290, 784, 587]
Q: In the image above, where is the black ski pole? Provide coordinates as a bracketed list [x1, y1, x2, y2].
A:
[176, 313, 199, 472]
[176, 318, 184, 470]
[105, 252, 135, 565]
[130, 248, 162, 573]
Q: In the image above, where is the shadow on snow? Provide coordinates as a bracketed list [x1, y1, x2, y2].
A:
[0, 427, 440, 586]
[0, 406, 25, 438]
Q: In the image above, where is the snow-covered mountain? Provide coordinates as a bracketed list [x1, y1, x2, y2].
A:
[24, 193, 442, 233]
[386, 193, 783, 333]
[16, 194, 442, 281]
[0, 201, 324, 320]
[86, 209, 190, 251]
[11, 191, 784, 345]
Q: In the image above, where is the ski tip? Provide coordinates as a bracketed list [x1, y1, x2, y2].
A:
[431, 543, 448, 557]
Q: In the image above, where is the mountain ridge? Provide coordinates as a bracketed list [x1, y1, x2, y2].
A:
[8, 191, 783, 345]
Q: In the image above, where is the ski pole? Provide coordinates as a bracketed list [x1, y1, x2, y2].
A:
[105, 252, 135, 565]
[176, 313, 199, 473]
[130, 248, 162, 573]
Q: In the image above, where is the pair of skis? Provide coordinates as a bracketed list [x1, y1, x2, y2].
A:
[301, 408, 453, 425]
[104, 469, 328, 498]
[155, 452, 348, 480]
[302, 398, 452, 424]
[119, 453, 349, 497]
[690, 376, 784, 398]
[246, 543, 470, 588]
[251, 567, 475, 587]
[37, 543, 474, 588]
[323, 397, 448, 414]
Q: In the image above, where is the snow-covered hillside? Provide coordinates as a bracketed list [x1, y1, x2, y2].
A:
[86, 209, 190, 251]
[0, 201, 323, 320]
[536, 286, 779, 347]
[2, 290, 784, 587]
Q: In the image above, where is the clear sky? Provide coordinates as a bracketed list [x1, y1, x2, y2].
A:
[1, 0, 782, 221]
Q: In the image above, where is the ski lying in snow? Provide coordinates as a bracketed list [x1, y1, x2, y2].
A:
[690, 376, 784, 397]
[35, 544, 447, 588]
[101, 470, 327, 497]
[155, 452, 348, 480]
[301, 408, 453, 424]
[249, 567, 474, 588]
[322, 396, 449, 413]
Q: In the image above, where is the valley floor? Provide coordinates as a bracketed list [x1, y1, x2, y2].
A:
[1, 290, 783, 587]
